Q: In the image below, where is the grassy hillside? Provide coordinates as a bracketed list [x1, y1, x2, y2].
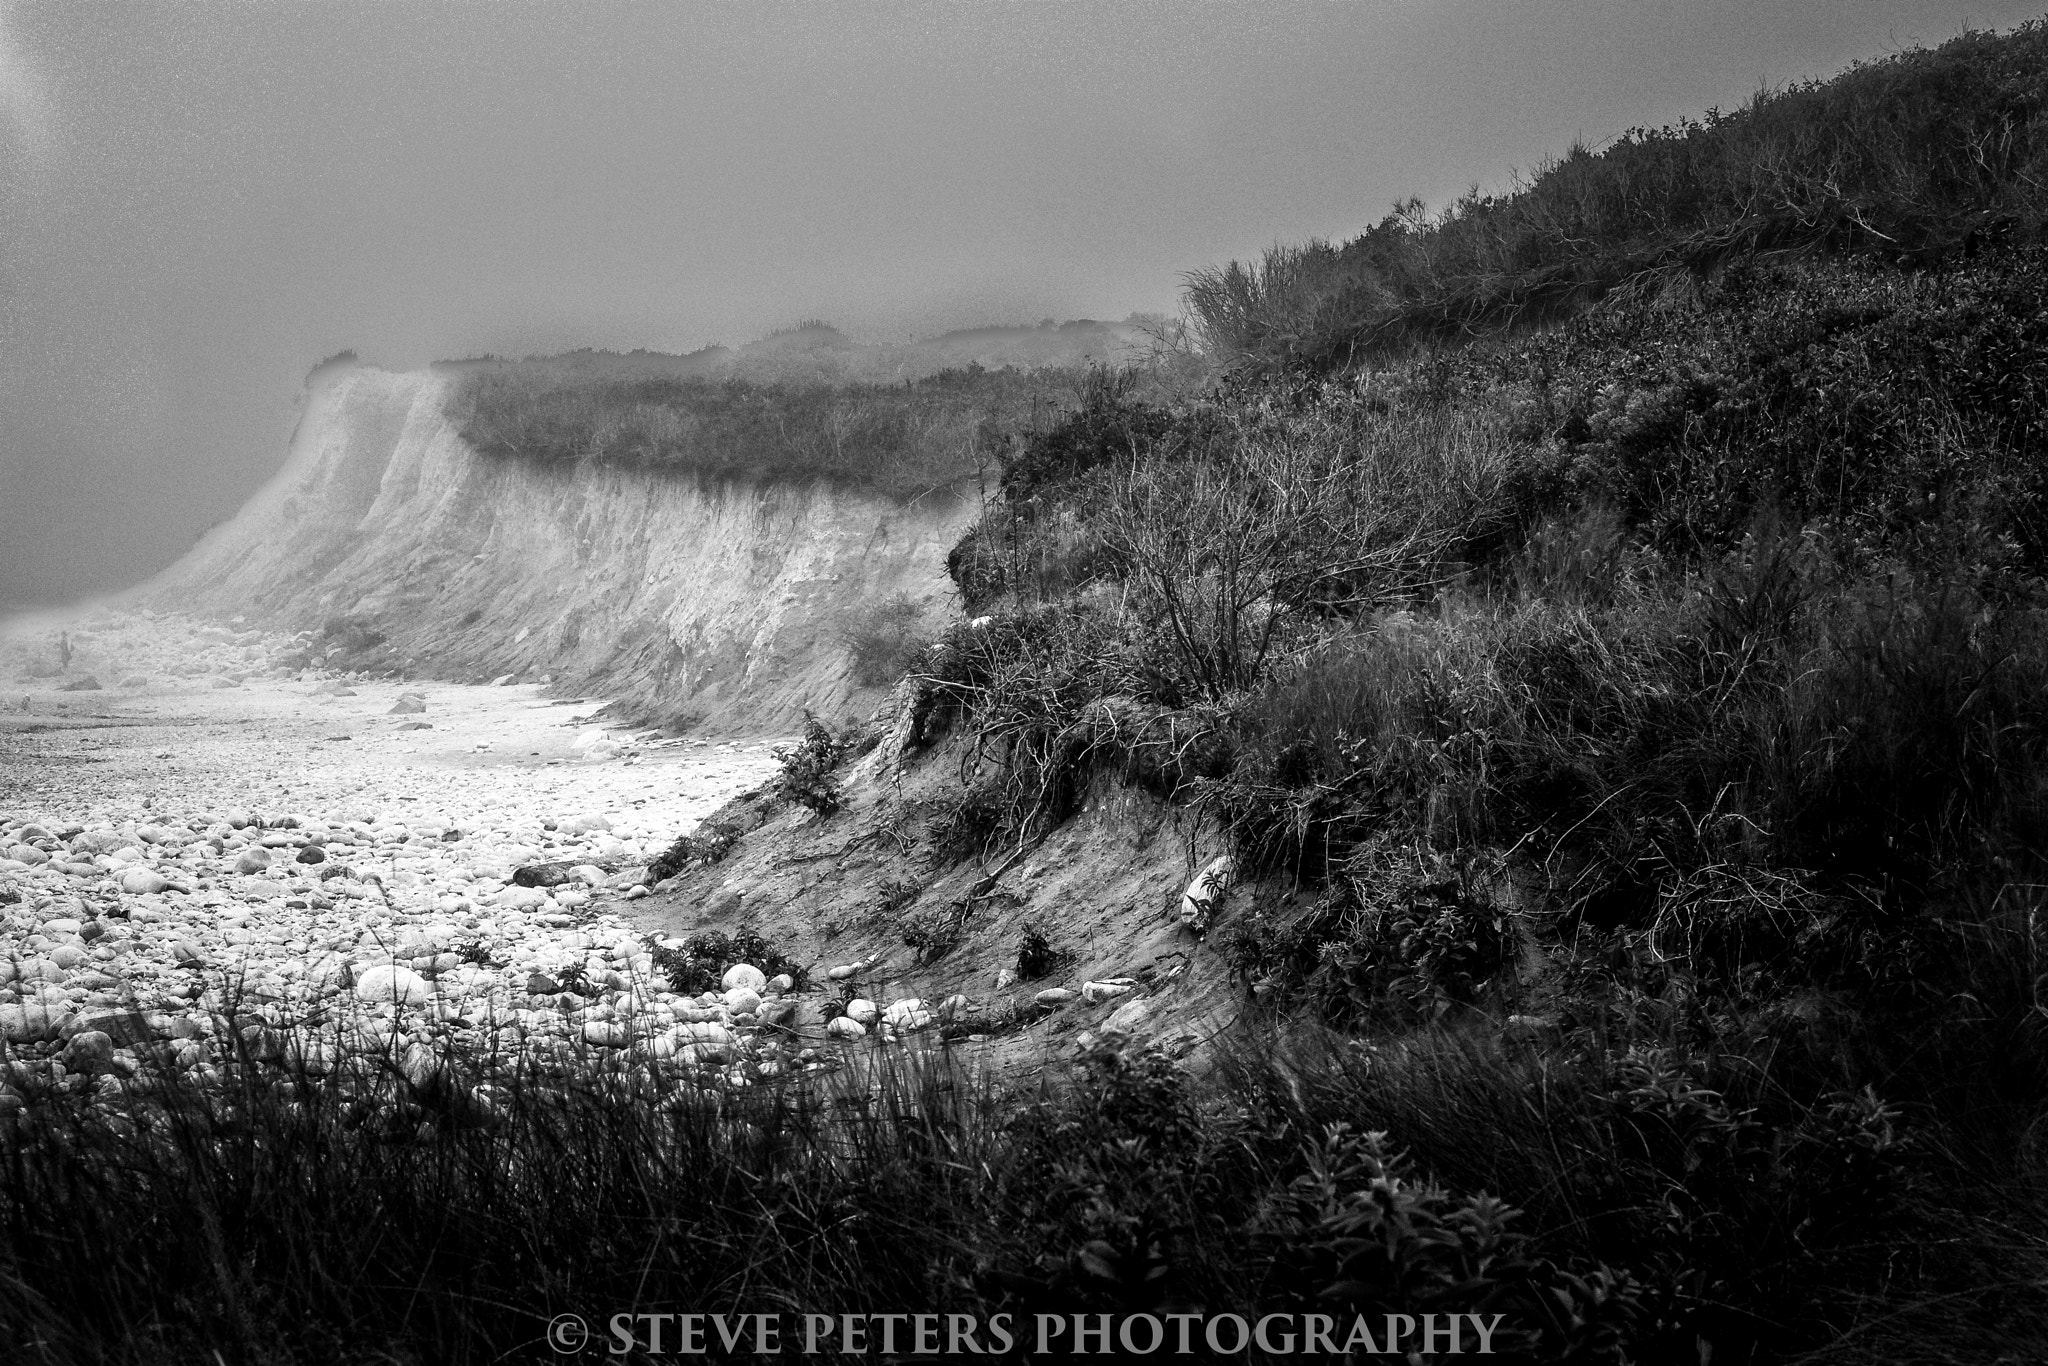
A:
[880, 19, 2048, 1360]
[1189, 21, 2048, 371]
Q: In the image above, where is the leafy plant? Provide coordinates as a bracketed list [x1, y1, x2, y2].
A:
[773, 713, 848, 817]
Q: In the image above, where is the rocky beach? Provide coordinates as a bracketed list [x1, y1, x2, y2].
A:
[0, 605, 885, 1122]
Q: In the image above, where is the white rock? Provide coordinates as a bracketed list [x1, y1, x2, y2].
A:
[582, 1020, 630, 1048]
[722, 986, 761, 1016]
[721, 963, 767, 993]
[827, 964, 860, 981]
[825, 1016, 866, 1040]
[674, 1021, 735, 1049]
[1034, 988, 1076, 1009]
[1082, 978, 1139, 1004]
[354, 964, 432, 1007]
[843, 998, 879, 1027]
[118, 868, 170, 894]
[882, 999, 932, 1032]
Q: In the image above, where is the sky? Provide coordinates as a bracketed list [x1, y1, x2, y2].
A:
[2, 0, 2040, 608]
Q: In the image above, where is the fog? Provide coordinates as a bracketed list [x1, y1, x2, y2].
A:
[1, 0, 2034, 608]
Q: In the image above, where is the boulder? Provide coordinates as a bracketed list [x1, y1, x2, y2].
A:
[60, 1030, 116, 1075]
[721, 963, 767, 993]
[118, 868, 170, 895]
[1082, 978, 1139, 1004]
[354, 964, 432, 1007]
[882, 999, 932, 1032]
[0, 1004, 71, 1043]
[1033, 988, 1076, 1010]
[843, 998, 879, 1027]
[511, 861, 581, 889]
[388, 694, 427, 715]
[825, 1016, 867, 1040]
[582, 1020, 631, 1049]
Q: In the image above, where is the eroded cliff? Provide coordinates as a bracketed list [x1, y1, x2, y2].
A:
[149, 361, 974, 733]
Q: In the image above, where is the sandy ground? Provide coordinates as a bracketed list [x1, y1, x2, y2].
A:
[0, 607, 784, 832]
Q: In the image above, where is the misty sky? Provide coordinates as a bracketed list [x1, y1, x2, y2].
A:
[2, 0, 2039, 607]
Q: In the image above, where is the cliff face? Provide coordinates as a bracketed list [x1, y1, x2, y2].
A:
[150, 362, 973, 733]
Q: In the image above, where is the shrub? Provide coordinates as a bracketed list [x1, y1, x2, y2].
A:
[1250, 1124, 1645, 1362]
[772, 713, 848, 817]
[841, 595, 929, 687]
[645, 821, 741, 883]
[1015, 921, 1074, 981]
[646, 926, 807, 994]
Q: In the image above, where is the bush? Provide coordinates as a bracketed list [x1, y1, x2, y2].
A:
[1015, 921, 1074, 981]
[646, 926, 808, 995]
[772, 713, 848, 817]
[645, 821, 741, 883]
[841, 595, 930, 687]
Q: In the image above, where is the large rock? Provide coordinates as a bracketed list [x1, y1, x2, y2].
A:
[825, 1016, 867, 1040]
[0, 1004, 72, 1043]
[882, 999, 932, 1032]
[354, 964, 432, 1007]
[118, 868, 171, 894]
[388, 693, 427, 715]
[234, 847, 272, 874]
[60, 1030, 116, 1075]
[843, 998, 879, 1027]
[721, 963, 767, 993]
[57, 675, 103, 691]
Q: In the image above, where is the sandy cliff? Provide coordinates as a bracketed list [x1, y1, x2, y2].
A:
[148, 360, 974, 733]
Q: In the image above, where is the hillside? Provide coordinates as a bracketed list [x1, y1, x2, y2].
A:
[622, 20, 2048, 1361]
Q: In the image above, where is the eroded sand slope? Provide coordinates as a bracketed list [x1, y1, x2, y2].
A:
[148, 360, 974, 734]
